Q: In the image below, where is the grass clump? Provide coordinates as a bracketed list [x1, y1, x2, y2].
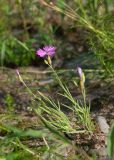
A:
[41, 0, 114, 75]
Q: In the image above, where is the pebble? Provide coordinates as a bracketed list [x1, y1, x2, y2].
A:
[97, 116, 110, 134]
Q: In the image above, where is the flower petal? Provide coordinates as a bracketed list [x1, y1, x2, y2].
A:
[43, 45, 55, 52]
[47, 51, 55, 56]
[36, 49, 46, 57]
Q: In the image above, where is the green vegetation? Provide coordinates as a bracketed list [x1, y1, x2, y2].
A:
[0, 0, 114, 160]
[0, 0, 114, 72]
[107, 123, 114, 157]
[42, 0, 114, 75]
[0, 0, 54, 66]
[5, 93, 15, 111]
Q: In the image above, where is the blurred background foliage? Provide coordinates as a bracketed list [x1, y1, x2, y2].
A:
[0, 0, 55, 67]
[0, 0, 114, 74]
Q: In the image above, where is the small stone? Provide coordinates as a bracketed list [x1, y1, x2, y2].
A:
[97, 116, 109, 134]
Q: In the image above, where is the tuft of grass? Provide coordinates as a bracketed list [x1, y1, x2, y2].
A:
[4, 93, 15, 112]
[41, 0, 114, 76]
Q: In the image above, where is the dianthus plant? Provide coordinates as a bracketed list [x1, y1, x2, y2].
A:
[35, 45, 94, 134]
[17, 45, 94, 134]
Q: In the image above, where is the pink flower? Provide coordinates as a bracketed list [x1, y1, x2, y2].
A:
[16, 69, 20, 76]
[36, 45, 56, 57]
